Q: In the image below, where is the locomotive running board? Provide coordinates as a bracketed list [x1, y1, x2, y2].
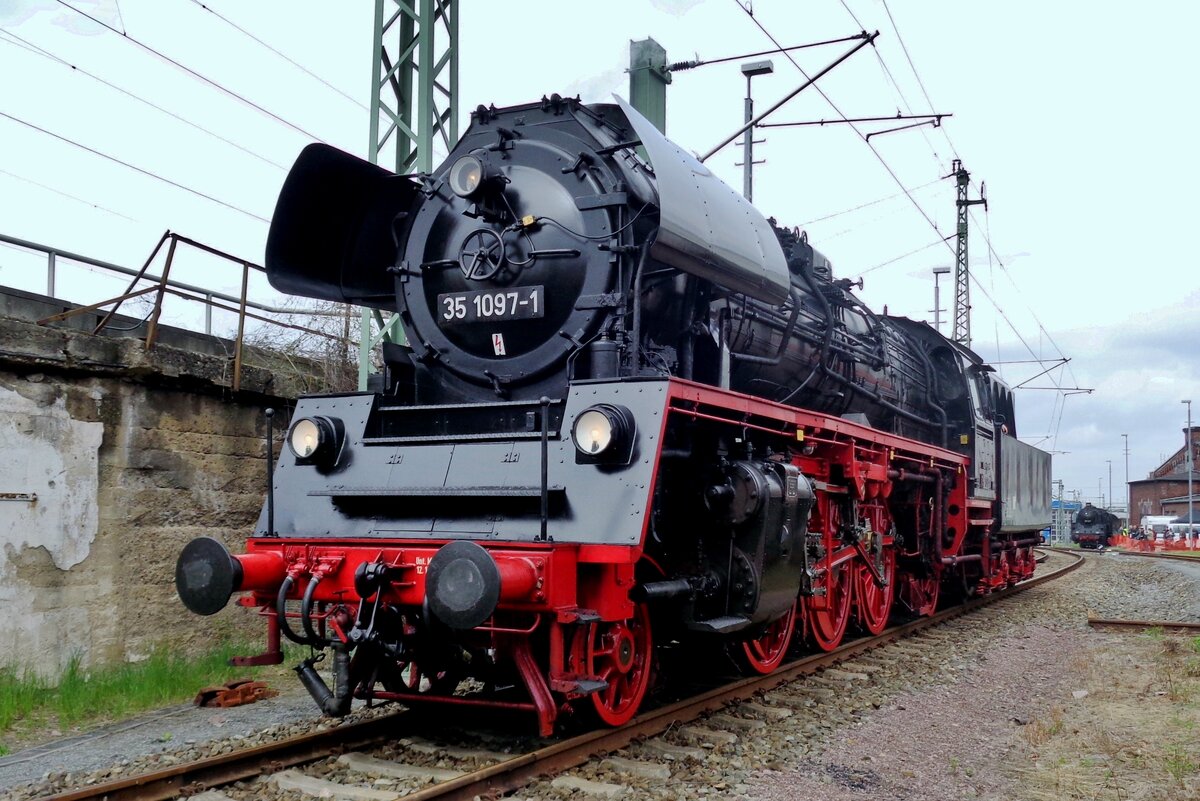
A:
[308, 486, 565, 498]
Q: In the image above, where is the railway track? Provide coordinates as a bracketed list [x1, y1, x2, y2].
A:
[1112, 548, 1200, 563]
[1046, 545, 1200, 564]
[36, 549, 1082, 801]
[1087, 616, 1200, 633]
[1049, 546, 1200, 632]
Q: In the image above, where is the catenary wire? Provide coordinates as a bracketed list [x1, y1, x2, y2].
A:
[54, 0, 327, 144]
[859, 236, 951, 276]
[864, 0, 1074, 417]
[738, 0, 1069, 447]
[0, 31, 289, 171]
[741, 1, 1061, 391]
[113, 0, 128, 34]
[812, 197, 943, 245]
[987, 208, 1003, 378]
[970, 205, 1080, 392]
[0, 109, 270, 224]
[0, 167, 137, 221]
[672, 33, 872, 69]
[184, 0, 368, 112]
[797, 177, 942, 226]
[733, 2, 949, 259]
[0, 28, 41, 56]
[965, 171, 1079, 389]
[838, 0, 944, 164]
[880, 0, 960, 160]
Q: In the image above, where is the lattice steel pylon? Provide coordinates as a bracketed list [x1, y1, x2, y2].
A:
[951, 159, 986, 349]
[359, 0, 459, 389]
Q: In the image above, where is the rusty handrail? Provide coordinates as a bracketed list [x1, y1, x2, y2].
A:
[1, 231, 284, 315]
[5, 230, 354, 393]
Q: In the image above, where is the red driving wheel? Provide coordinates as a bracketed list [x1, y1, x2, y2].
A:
[573, 602, 654, 726]
[807, 561, 853, 651]
[735, 601, 797, 675]
[854, 546, 896, 635]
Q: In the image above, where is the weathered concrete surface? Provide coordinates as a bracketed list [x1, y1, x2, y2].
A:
[0, 287, 325, 677]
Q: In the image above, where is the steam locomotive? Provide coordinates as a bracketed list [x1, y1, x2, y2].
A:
[1071, 503, 1119, 549]
[175, 95, 1051, 734]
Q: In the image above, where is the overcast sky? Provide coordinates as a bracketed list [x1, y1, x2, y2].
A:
[1, 0, 1197, 509]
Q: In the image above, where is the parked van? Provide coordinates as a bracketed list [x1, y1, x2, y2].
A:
[1141, 515, 1174, 541]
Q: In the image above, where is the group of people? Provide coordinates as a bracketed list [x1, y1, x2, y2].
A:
[1125, 523, 1200, 547]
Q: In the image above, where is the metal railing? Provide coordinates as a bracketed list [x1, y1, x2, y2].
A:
[0, 231, 349, 393]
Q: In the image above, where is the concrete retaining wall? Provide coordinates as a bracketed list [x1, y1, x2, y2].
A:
[0, 288, 324, 677]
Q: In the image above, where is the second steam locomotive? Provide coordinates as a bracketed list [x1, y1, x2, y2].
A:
[175, 95, 1050, 734]
[1071, 503, 1120, 549]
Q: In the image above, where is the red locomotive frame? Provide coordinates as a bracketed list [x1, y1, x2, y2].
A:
[224, 379, 1036, 735]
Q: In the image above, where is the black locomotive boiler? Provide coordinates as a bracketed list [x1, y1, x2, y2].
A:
[175, 94, 1051, 734]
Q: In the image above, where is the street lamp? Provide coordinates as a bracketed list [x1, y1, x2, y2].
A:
[1184, 400, 1194, 544]
[931, 267, 951, 332]
[1122, 432, 1129, 527]
[1106, 460, 1112, 511]
[738, 60, 773, 203]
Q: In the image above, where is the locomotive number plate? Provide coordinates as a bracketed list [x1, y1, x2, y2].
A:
[437, 286, 545, 325]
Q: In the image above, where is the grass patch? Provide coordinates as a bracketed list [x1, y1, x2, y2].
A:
[1024, 705, 1066, 746]
[0, 641, 292, 752]
[1163, 746, 1197, 784]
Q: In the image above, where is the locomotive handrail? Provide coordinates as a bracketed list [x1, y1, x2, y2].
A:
[6, 229, 350, 393]
[539, 396, 551, 541]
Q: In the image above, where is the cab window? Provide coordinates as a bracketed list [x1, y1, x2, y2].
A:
[969, 372, 992, 422]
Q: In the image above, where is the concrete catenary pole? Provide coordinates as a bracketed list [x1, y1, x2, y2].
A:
[932, 266, 950, 332]
[738, 60, 773, 202]
[629, 38, 671, 133]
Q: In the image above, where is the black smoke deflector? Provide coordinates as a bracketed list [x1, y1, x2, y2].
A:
[265, 143, 421, 309]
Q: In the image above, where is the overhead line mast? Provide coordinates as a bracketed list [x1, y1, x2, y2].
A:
[951, 159, 986, 348]
[360, 0, 458, 389]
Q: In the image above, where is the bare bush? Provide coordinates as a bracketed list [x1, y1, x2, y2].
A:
[240, 299, 362, 394]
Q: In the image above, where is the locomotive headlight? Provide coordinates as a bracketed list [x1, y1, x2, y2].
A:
[287, 416, 345, 466]
[572, 404, 636, 465]
[448, 154, 486, 198]
[575, 409, 614, 454]
[290, 418, 322, 458]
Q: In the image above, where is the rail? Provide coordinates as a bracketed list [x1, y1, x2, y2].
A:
[1045, 545, 1200, 564]
[1087, 616, 1200, 633]
[35, 549, 1083, 801]
[0, 231, 350, 393]
[1108, 534, 1200, 555]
